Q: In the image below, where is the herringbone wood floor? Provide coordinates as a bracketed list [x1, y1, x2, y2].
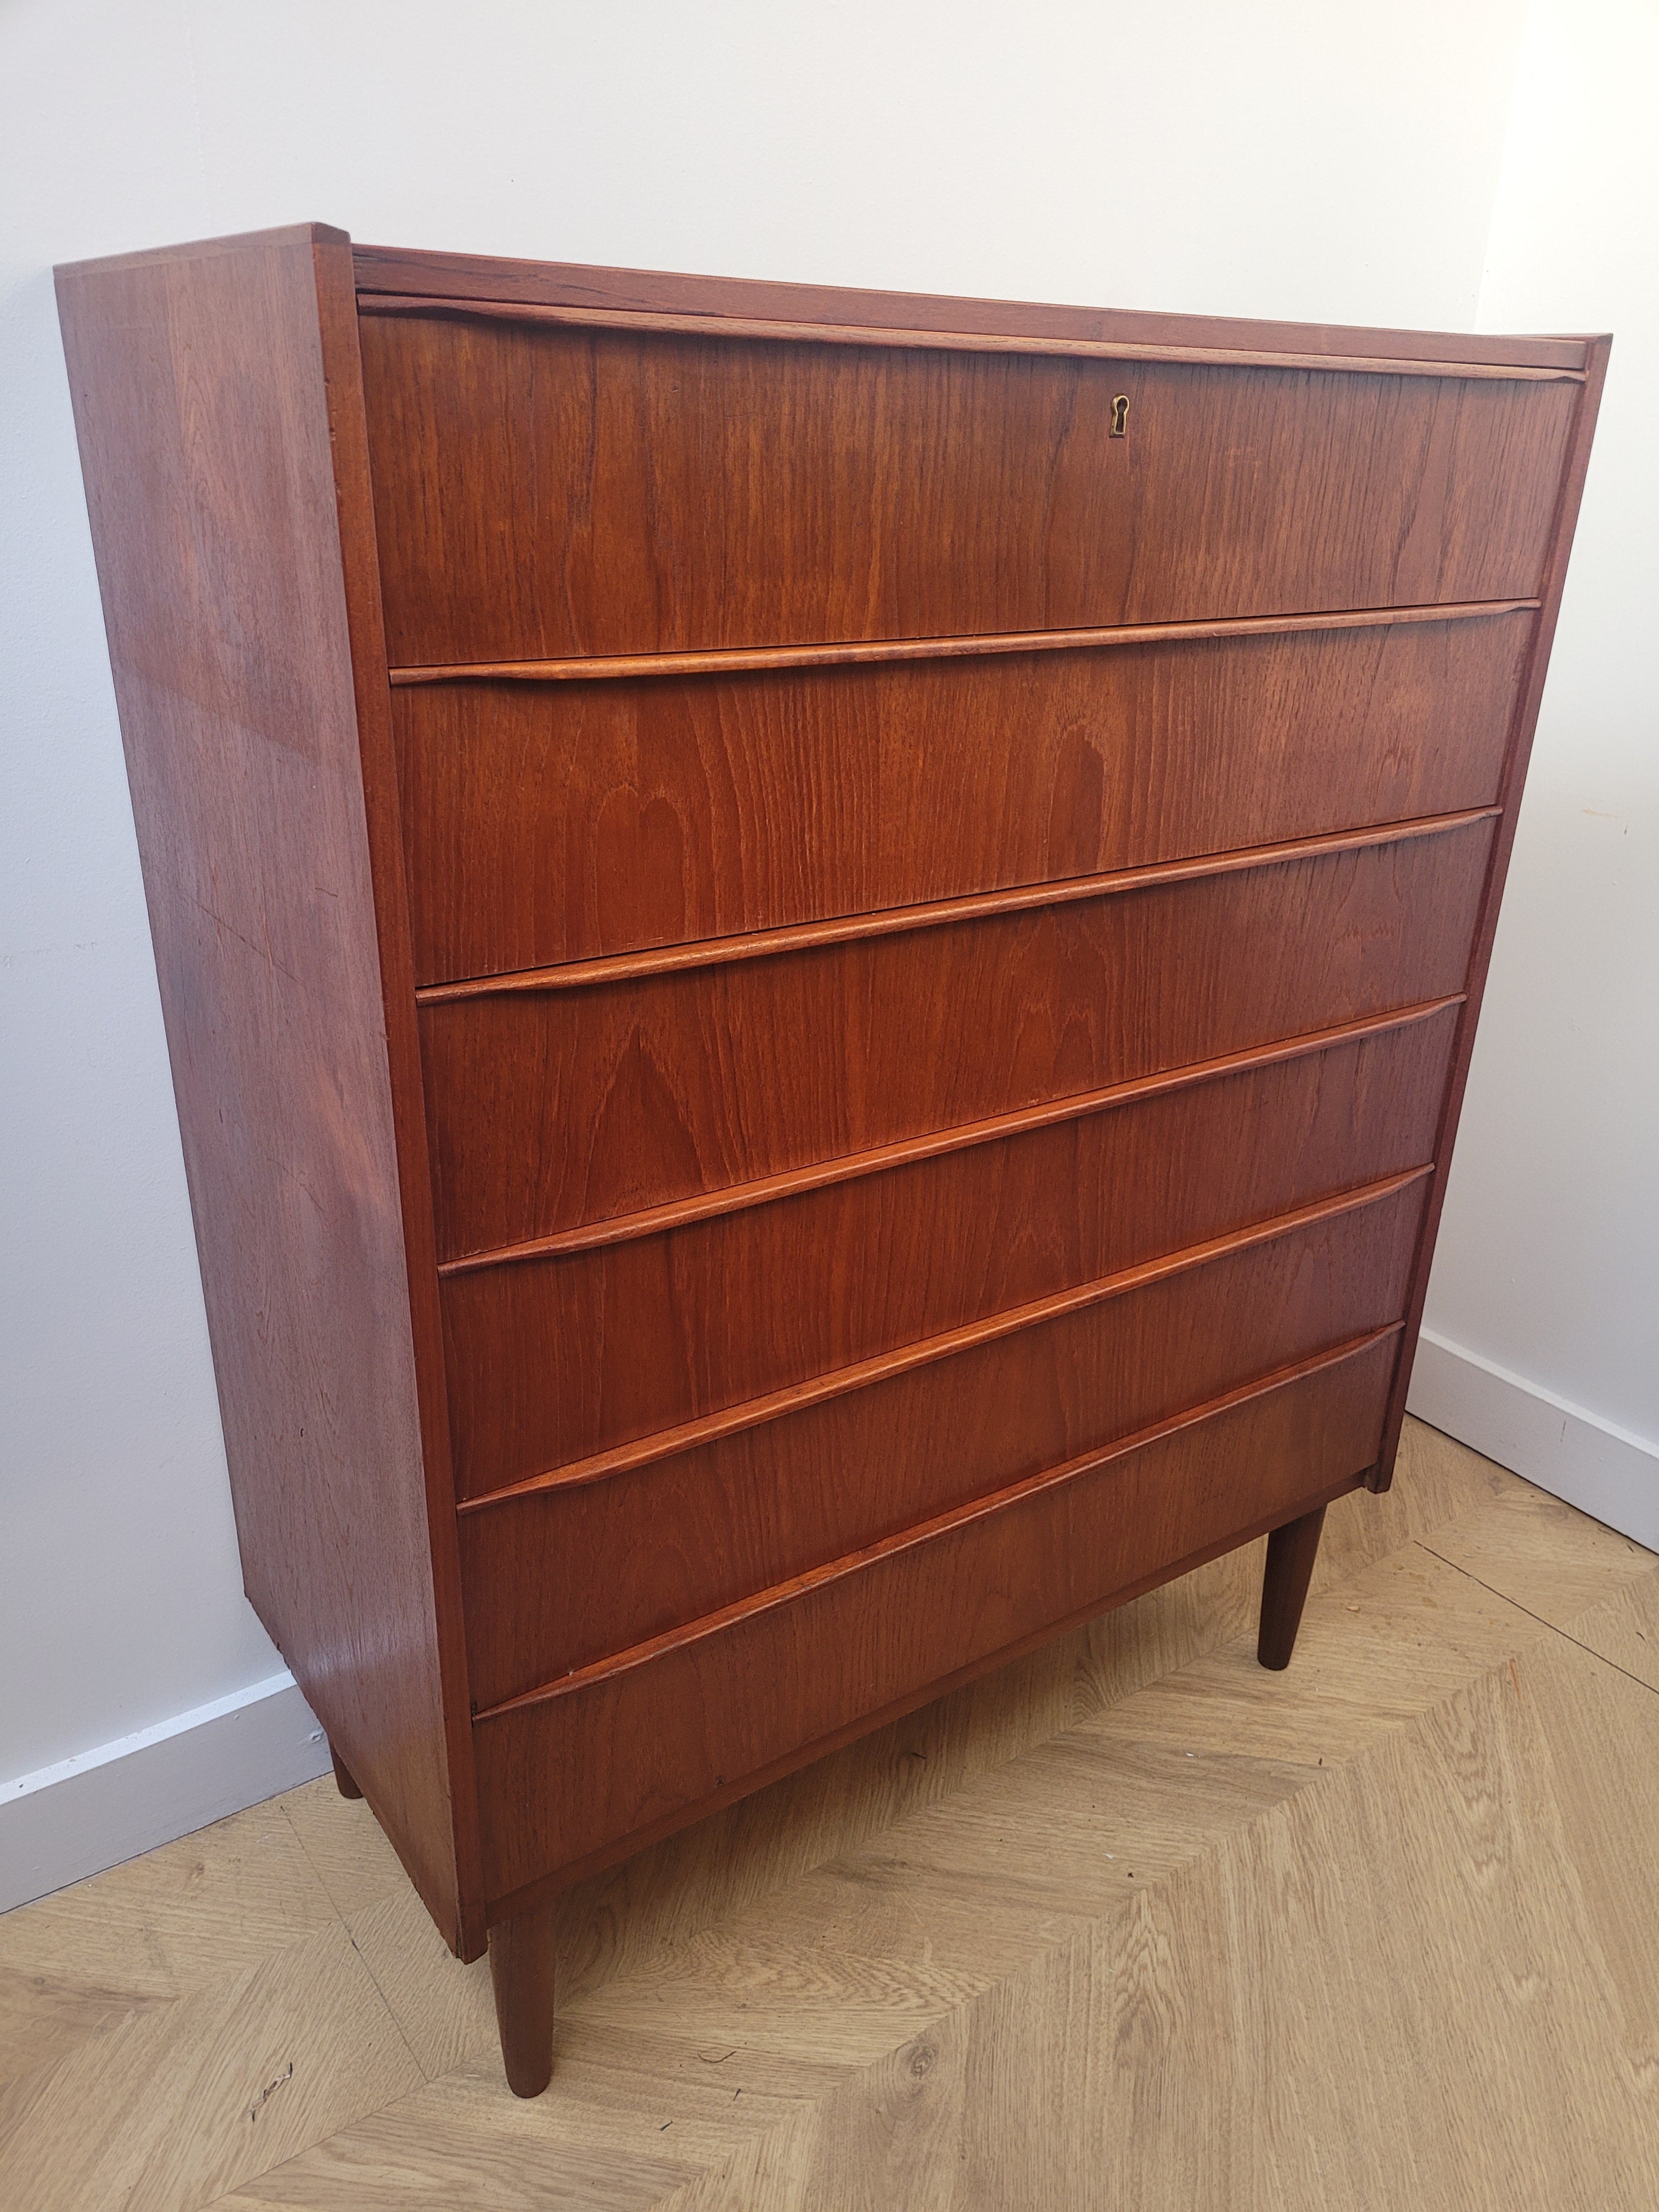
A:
[4, 1417, 1659, 2210]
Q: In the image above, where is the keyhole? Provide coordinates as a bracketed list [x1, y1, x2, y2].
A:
[1110, 394, 1130, 438]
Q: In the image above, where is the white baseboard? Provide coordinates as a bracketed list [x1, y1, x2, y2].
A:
[1408, 1326, 1659, 1553]
[0, 1672, 331, 1915]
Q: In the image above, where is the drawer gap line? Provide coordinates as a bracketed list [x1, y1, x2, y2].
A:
[435, 995, 1463, 1274]
[468, 1323, 1404, 1722]
[476, 1465, 1369, 1924]
[415, 810, 1499, 1006]
[453, 1171, 1429, 1514]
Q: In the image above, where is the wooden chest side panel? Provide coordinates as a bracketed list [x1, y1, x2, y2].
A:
[54, 231, 465, 1940]
[471, 1333, 1394, 1900]
[420, 817, 1494, 1256]
[442, 1005, 1456, 1494]
[359, 313, 1575, 666]
[459, 1174, 1425, 1702]
[394, 613, 1530, 984]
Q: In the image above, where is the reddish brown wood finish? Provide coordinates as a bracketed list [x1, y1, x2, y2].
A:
[394, 611, 1528, 985]
[55, 227, 470, 1951]
[308, 233, 488, 1959]
[59, 227, 1606, 2093]
[351, 240, 1592, 374]
[459, 1174, 1426, 1704]
[385, 600, 1541, 691]
[1369, 334, 1615, 1493]
[1257, 1505, 1329, 1670]
[420, 816, 1494, 1257]
[365, 294, 1583, 388]
[358, 311, 1575, 667]
[489, 1906, 557, 2098]
[472, 1332, 1398, 1899]
[441, 1005, 1457, 1494]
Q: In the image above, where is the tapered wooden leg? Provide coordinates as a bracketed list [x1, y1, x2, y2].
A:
[329, 1744, 363, 1800]
[489, 1906, 557, 2097]
[1257, 1504, 1327, 1671]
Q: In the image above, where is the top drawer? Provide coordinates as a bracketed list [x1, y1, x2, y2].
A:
[357, 310, 1578, 669]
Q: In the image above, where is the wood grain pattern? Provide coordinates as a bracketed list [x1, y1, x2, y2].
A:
[472, 1333, 1397, 1900]
[458, 1169, 1418, 1518]
[358, 314, 1576, 665]
[395, 612, 1529, 984]
[459, 1176, 1426, 1704]
[441, 1006, 1456, 1493]
[462, 1175, 1422, 1514]
[434, 1002, 1458, 1269]
[420, 816, 1494, 1257]
[351, 241, 1593, 371]
[54, 228, 466, 1948]
[412, 813, 1496, 1008]
[57, 228, 1605, 2097]
[305, 236, 488, 1961]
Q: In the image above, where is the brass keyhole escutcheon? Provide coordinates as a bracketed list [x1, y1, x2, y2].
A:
[1110, 394, 1130, 438]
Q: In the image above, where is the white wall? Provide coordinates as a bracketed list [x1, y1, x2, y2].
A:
[2, 0, 1646, 1899]
[1410, 0, 1659, 1541]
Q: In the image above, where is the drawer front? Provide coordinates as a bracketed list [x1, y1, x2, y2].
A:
[396, 611, 1529, 985]
[442, 1004, 1456, 1497]
[471, 1330, 1396, 1898]
[459, 1174, 1424, 1707]
[419, 816, 1492, 1259]
[361, 317, 1573, 668]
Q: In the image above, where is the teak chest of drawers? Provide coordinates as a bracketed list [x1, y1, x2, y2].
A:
[57, 225, 1606, 2096]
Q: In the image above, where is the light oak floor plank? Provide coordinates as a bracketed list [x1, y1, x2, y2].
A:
[0, 1923, 422, 2211]
[1418, 1469, 1657, 1629]
[0, 1798, 341, 2091]
[217, 2032, 838, 2211]
[4, 1419, 1657, 2210]
[275, 1783, 411, 1925]
[1562, 1572, 1659, 1697]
